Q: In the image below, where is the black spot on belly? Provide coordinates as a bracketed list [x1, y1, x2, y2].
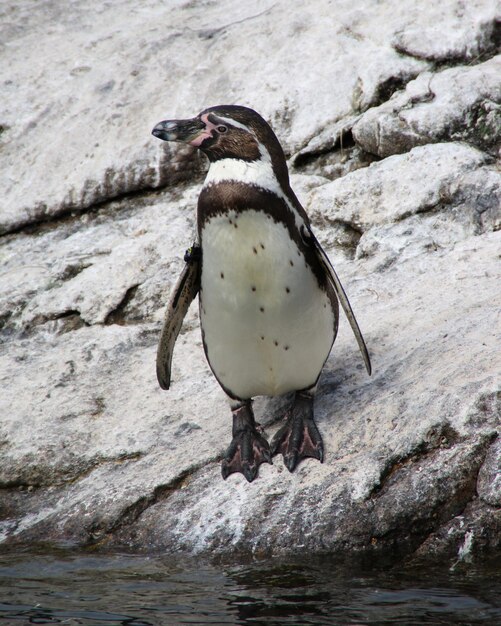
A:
[260, 243, 265, 250]
[289, 260, 294, 267]
[253, 246, 258, 254]
[260, 306, 265, 313]
[285, 287, 290, 293]
[251, 286, 256, 292]
[274, 340, 278, 346]
[284, 345, 289, 351]
[261, 335, 265, 340]
[220, 272, 224, 279]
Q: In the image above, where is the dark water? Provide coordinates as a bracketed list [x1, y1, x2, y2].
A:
[0, 550, 500, 625]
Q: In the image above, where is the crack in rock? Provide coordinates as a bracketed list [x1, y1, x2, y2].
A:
[364, 433, 497, 557]
[0, 451, 144, 491]
[412, 498, 501, 564]
[88, 457, 223, 546]
[21, 309, 90, 336]
[476, 434, 501, 508]
[1, 148, 206, 237]
[370, 423, 463, 498]
[293, 129, 380, 181]
[104, 284, 140, 326]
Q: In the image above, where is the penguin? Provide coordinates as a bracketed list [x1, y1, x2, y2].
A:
[152, 105, 371, 482]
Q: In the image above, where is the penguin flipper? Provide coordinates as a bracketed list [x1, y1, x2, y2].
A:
[156, 246, 201, 390]
[309, 232, 372, 376]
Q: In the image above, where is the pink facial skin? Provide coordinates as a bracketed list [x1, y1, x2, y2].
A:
[189, 113, 219, 147]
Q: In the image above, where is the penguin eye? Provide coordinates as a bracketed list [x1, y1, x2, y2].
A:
[216, 125, 228, 133]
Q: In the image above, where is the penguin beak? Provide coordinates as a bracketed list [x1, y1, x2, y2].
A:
[152, 117, 206, 144]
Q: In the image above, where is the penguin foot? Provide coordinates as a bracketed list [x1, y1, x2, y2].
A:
[222, 401, 272, 482]
[270, 391, 323, 472]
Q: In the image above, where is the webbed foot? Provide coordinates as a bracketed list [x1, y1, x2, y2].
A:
[271, 391, 323, 472]
[222, 401, 272, 482]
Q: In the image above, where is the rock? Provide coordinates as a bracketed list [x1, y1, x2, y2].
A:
[0, 0, 430, 234]
[352, 57, 501, 158]
[305, 143, 500, 266]
[0, 0, 500, 565]
[307, 143, 490, 230]
[477, 432, 501, 508]
[392, 4, 500, 62]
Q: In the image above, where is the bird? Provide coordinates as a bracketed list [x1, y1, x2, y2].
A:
[152, 105, 371, 482]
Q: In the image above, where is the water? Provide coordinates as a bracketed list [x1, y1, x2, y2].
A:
[0, 550, 499, 625]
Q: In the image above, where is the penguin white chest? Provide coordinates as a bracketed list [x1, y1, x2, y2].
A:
[200, 210, 335, 399]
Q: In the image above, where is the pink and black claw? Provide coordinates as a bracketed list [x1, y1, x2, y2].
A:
[221, 401, 272, 482]
[271, 391, 323, 472]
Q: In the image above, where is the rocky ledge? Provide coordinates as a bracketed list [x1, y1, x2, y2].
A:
[1, 0, 499, 564]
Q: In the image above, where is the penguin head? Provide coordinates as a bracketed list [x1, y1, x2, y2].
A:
[152, 105, 287, 168]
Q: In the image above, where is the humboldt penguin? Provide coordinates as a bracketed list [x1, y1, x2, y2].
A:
[152, 105, 371, 482]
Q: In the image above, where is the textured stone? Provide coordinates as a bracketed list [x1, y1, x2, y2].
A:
[477, 435, 501, 507]
[392, 3, 500, 62]
[352, 57, 501, 158]
[306, 142, 500, 267]
[0, 0, 429, 234]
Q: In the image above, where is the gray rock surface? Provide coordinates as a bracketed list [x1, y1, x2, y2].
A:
[1, 0, 500, 563]
[352, 57, 501, 158]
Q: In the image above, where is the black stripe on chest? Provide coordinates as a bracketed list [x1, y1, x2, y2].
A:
[197, 182, 327, 289]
